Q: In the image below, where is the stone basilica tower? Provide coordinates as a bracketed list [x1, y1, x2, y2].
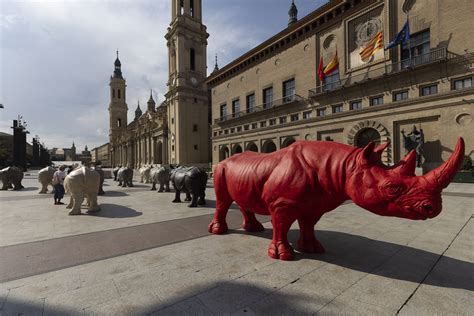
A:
[165, 0, 209, 164]
[108, 51, 128, 166]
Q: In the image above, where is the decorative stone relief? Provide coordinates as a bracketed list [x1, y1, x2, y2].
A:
[455, 113, 472, 126]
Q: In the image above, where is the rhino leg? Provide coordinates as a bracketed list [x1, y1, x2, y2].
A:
[267, 208, 297, 261]
[87, 194, 101, 213]
[188, 194, 198, 207]
[39, 184, 47, 194]
[13, 183, 23, 190]
[98, 186, 105, 195]
[66, 196, 73, 209]
[184, 192, 192, 202]
[208, 171, 232, 234]
[172, 190, 181, 203]
[68, 192, 83, 215]
[296, 216, 325, 254]
[158, 183, 164, 192]
[118, 180, 123, 186]
[165, 183, 170, 192]
[197, 194, 206, 206]
[151, 181, 156, 191]
[1, 183, 7, 190]
[128, 180, 134, 187]
[241, 208, 264, 232]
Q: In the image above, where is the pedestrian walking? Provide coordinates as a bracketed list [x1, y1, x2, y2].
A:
[52, 165, 67, 205]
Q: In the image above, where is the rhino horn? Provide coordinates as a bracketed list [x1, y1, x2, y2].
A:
[423, 137, 465, 189]
[393, 149, 417, 176]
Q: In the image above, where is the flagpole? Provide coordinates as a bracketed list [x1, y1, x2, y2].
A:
[407, 14, 411, 68]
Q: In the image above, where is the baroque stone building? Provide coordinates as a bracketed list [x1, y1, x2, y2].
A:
[108, 0, 210, 168]
[207, 0, 474, 171]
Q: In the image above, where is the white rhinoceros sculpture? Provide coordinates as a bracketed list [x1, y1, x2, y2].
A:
[64, 167, 101, 215]
[38, 166, 56, 193]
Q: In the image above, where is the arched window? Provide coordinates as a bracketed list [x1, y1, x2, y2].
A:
[118, 89, 121, 99]
[180, 0, 184, 15]
[355, 128, 381, 148]
[112, 89, 115, 98]
[190, 48, 195, 71]
[117, 118, 122, 127]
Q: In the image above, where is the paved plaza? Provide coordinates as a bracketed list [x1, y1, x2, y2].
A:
[0, 171, 473, 315]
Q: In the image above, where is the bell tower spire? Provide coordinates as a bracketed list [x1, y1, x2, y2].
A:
[165, 0, 209, 165]
[288, 0, 298, 26]
[108, 51, 128, 166]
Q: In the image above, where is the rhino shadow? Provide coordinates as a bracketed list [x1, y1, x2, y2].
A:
[234, 228, 473, 291]
[103, 190, 128, 197]
[86, 203, 142, 218]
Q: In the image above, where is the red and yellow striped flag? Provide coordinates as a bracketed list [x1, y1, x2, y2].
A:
[360, 31, 383, 62]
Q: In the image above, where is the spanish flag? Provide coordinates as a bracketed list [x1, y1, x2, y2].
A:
[318, 56, 325, 81]
[360, 31, 383, 62]
[323, 50, 339, 76]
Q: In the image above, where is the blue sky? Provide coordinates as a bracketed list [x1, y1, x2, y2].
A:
[0, 0, 326, 150]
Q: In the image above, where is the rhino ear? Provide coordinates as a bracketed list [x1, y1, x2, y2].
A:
[359, 142, 377, 166]
[374, 141, 390, 157]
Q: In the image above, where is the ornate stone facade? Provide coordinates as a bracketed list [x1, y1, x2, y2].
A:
[108, 0, 210, 168]
[207, 0, 474, 172]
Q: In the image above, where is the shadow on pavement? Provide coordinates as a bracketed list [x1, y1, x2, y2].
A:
[232, 228, 474, 291]
[0, 282, 316, 315]
[17, 187, 38, 192]
[87, 203, 142, 218]
[103, 190, 128, 197]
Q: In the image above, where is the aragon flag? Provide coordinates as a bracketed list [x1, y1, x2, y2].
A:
[323, 50, 339, 75]
[360, 31, 383, 62]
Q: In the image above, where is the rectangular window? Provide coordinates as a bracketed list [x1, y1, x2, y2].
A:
[332, 104, 343, 113]
[393, 90, 409, 102]
[370, 95, 384, 106]
[230, 128, 235, 133]
[232, 99, 240, 118]
[224, 130, 229, 135]
[420, 84, 438, 96]
[401, 29, 430, 68]
[118, 89, 121, 99]
[303, 111, 311, 119]
[246, 94, 255, 113]
[220, 103, 227, 121]
[317, 108, 326, 117]
[290, 114, 299, 122]
[453, 77, 472, 90]
[193, 124, 198, 132]
[112, 89, 115, 98]
[190, 48, 196, 71]
[269, 119, 276, 126]
[213, 132, 217, 137]
[194, 145, 198, 150]
[350, 100, 362, 110]
[260, 121, 267, 128]
[252, 123, 257, 129]
[283, 78, 295, 102]
[190, 0, 194, 17]
[263, 87, 273, 109]
[237, 126, 242, 132]
[244, 125, 249, 131]
[324, 71, 341, 91]
[279, 116, 287, 124]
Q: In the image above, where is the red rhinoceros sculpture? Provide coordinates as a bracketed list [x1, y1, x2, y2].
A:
[208, 138, 465, 260]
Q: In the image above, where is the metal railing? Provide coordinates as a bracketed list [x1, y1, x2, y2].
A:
[214, 94, 304, 124]
[309, 47, 450, 97]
